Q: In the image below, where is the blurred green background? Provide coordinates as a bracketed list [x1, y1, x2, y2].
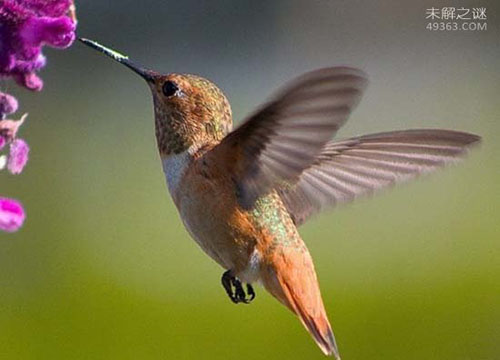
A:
[1, 1, 499, 359]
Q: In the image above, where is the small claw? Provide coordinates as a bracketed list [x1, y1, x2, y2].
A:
[221, 270, 238, 303]
[220, 270, 256, 304]
[232, 277, 248, 304]
[246, 284, 255, 302]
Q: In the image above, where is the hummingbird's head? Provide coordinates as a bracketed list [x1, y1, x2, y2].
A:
[79, 38, 232, 157]
[148, 73, 232, 156]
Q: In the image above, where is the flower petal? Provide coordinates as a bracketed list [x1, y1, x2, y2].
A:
[22, 0, 74, 18]
[0, 92, 19, 118]
[13, 71, 44, 91]
[21, 16, 76, 49]
[7, 138, 29, 174]
[0, 197, 26, 232]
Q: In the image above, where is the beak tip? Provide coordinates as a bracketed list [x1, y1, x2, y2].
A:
[78, 36, 155, 83]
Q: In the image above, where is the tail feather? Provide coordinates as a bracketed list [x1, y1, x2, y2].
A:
[281, 280, 339, 358]
[261, 250, 340, 358]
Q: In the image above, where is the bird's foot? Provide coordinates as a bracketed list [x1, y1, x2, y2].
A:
[221, 270, 255, 304]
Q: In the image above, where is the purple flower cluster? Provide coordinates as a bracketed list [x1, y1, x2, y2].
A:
[0, 0, 76, 90]
[0, 93, 28, 232]
[0, 0, 76, 232]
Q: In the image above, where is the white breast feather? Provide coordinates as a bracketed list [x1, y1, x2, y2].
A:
[162, 150, 192, 196]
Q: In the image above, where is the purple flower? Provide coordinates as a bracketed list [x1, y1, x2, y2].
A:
[0, 197, 25, 232]
[0, 1, 76, 232]
[0, 91, 18, 118]
[0, 91, 19, 151]
[7, 138, 29, 174]
[0, 0, 76, 91]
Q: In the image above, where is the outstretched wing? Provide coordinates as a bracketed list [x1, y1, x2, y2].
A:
[278, 129, 481, 226]
[211, 67, 368, 209]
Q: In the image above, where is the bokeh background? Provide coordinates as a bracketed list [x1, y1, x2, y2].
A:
[1, 1, 499, 359]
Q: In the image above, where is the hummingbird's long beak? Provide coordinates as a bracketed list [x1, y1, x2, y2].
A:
[79, 37, 155, 83]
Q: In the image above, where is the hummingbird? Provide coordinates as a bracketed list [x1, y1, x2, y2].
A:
[79, 38, 480, 358]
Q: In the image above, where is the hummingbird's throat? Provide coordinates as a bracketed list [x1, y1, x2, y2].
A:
[153, 101, 196, 156]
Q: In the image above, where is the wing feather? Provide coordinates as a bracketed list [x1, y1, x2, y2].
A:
[279, 129, 480, 225]
[211, 67, 368, 209]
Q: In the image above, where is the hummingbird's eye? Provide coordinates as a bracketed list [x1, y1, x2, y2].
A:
[162, 81, 179, 97]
